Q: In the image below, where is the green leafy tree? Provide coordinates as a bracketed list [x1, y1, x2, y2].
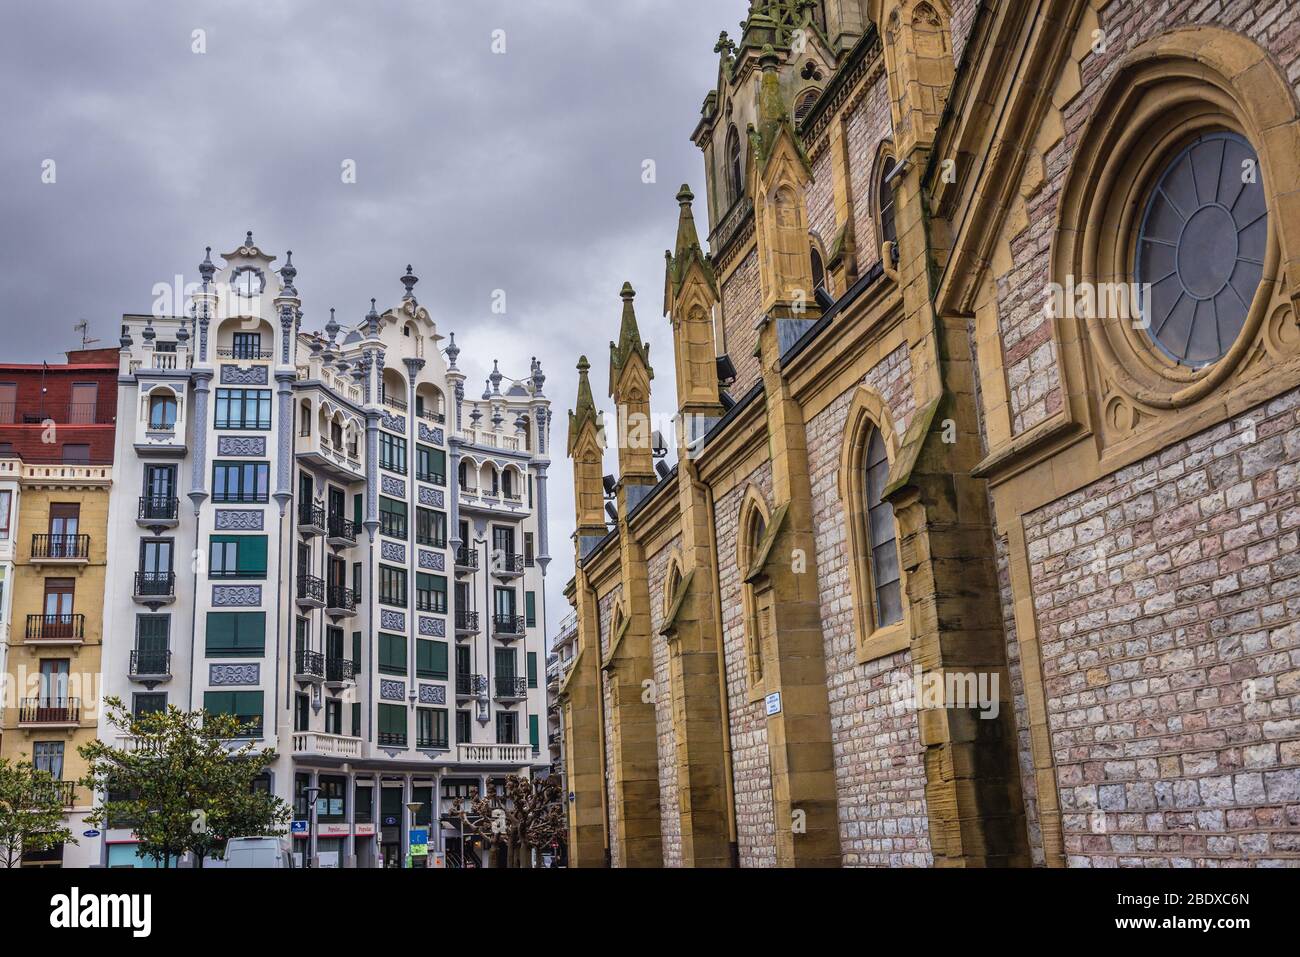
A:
[450, 774, 567, 868]
[0, 757, 78, 868]
[79, 697, 289, 867]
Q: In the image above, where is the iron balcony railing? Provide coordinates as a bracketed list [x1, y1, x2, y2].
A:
[456, 674, 486, 696]
[493, 676, 527, 699]
[416, 470, 446, 486]
[217, 346, 273, 360]
[130, 649, 172, 677]
[19, 698, 80, 724]
[417, 735, 449, 750]
[380, 391, 408, 412]
[418, 408, 445, 424]
[327, 515, 357, 543]
[455, 547, 478, 570]
[455, 610, 479, 632]
[326, 585, 356, 613]
[27, 779, 76, 808]
[26, 614, 85, 640]
[297, 575, 325, 603]
[298, 502, 326, 531]
[325, 658, 355, 683]
[31, 534, 90, 560]
[138, 495, 179, 522]
[134, 571, 175, 598]
[295, 649, 325, 678]
[416, 532, 447, 548]
[493, 553, 524, 575]
[493, 614, 525, 636]
[377, 731, 407, 747]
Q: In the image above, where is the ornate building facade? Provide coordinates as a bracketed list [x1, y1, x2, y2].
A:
[562, 0, 1300, 867]
[98, 235, 552, 867]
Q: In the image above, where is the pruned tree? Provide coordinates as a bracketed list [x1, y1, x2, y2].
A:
[78, 696, 289, 867]
[450, 774, 567, 868]
[0, 757, 78, 868]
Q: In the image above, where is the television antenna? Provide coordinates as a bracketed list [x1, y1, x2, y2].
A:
[74, 319, 101, 349]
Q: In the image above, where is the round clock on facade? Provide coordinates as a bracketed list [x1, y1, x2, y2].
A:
[232, 265, 265, 298]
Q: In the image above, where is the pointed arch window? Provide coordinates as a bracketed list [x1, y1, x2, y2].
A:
[840, 390, 909, 663]
[726, 126, 744, 206]
[863, 426, 902, 626]
[739, 493, 770, 689]
[878, 156, 898, 252]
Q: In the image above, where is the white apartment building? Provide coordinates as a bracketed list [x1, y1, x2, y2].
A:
[98, 234, 551, 868]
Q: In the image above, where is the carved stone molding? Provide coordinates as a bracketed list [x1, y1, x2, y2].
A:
[214, 509, 265, 530]
[210, 663, 260, 686]
[213, 585, 262, 607]
[216, 436, 266, 457]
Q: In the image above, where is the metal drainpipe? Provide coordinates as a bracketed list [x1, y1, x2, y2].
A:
[698, 474, 739, 863]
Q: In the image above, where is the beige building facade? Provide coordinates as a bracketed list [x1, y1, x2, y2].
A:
[561, 0, 1300, 867]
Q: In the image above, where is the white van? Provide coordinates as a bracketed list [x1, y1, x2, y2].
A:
[214, 836, 295, 869]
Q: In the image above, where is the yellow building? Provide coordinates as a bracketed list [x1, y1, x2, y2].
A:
[0, 349, 117, 868]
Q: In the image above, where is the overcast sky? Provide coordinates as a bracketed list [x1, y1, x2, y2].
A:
[0, 0, 749, 639]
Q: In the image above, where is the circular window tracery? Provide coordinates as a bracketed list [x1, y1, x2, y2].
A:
[1136, 131, 1268, 367]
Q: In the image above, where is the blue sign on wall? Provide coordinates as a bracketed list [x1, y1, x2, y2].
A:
[291, 820, 308, 834]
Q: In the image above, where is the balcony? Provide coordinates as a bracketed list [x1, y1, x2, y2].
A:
[417, 735, 450, 751]
[377, 731, 407, 748]
[292, 732, 367, 761]
[326, 585, 356, 618]
[418, 408, 445, 424]
[454, 546, 478, 573]
[491, 553, 525, 579]
[1, 401, 115, 425]
[493, 614, 526, 640]
[133, 571, 176, 606]
[327, 515, 357, 547]
[455, 743, 532, 765]
[129, 649, 172, 683]
[137, 495, 180, 529]
[493, 676, 527, 700]
[25, 614, 85, 644]
[297, 502, 326, 536]
[296, 575, 325, 609]
[27, 780, 77, 810]
[295, 432, 364, 483]
[30, 533, 90, 564]
[325, 657, 355, 689]
[380, 391, 408, 412]
[456, 674, 486, 699]
[455, 610, 479, 637]
[294, 649, 325, 684]
[18, 698, 81, 727]
[416, 471, 445, 487]
[217, 346, 273, 361]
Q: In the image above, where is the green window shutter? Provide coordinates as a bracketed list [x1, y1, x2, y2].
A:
[432, 641, 448, 680]
[206, 612, 266, 656]
[379, 633, 406, 675]
[351, 702, 361, 737]
[352, 631, 362, 670]
[527, 652, 538, 688]
[203, 691, 234, 716]
[353, 493, 362, 527]
[525, 591, 536, 627]
[433, 449, 446, 477]
[529, 715, 540, 751]
[416, 639, 433, 678]
[236, 535, 268, 577]
[379, 703, 405, 735]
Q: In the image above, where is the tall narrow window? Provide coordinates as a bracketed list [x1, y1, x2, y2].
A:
[878, 157, 897, 251]
[864, 426, 902, 626]
[726, 126, 744, 205]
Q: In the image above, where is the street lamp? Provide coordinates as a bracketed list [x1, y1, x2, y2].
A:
[405, 800, 424, 869]
[304, 786, 321, 869]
